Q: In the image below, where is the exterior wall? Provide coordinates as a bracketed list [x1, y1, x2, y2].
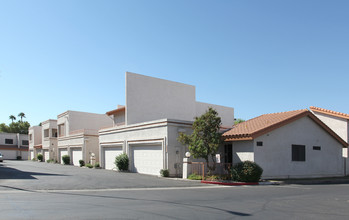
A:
[28, 126, 42, 149]
[0, 133, 29, 160]
[99, 119, 192, 176]
[42, 120, 58, 161]
[232, 141, 255, 163]
[195, 102, 234, 127]
[253, 116, 344, 178]
[126, 72, 196, 125]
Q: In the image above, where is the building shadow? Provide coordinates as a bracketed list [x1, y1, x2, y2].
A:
[0, 165, 68, 180]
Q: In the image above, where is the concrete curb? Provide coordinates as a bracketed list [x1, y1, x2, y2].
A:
[201, 180, 280, 186]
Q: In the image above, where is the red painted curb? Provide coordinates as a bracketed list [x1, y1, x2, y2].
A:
[201, 180, 259, 185]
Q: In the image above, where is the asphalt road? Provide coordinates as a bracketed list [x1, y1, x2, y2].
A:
[1, 161, 349, 219]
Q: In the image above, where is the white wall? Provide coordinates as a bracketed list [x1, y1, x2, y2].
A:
[232, 141, 254, 163]
[28, 126, 42, 148]
[312, 112, 348, 142]
[126, 72, 196, 125]
[195, 102, 234, 127]
[253, 116, 344, 178]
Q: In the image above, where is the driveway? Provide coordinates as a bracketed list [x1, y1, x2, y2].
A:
[0, 160, 203, 191]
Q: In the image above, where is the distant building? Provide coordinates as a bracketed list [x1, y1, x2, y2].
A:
[0, 132, 29, 160]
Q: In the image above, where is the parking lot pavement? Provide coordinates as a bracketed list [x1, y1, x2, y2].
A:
[0, 160, 204, 191]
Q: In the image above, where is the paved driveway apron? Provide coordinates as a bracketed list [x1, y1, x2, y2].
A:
[0, 160, 203, 191]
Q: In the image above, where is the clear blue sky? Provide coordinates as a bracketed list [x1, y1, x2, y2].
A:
[1, 0, 348, 126]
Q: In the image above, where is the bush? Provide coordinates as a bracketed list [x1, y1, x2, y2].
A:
[86, 163, 93, 168]
[231, 161, 263, 182]
[16, 156, 22, 160]
[62, 155, 70, 165]
[37, 154, 43, 162]
[94, 162, 100, 168]
[46, 159, 53, 163]
[79, 160, 85, 167]
[160, 169, 169, 177]
[115, 153, 129, 171]
[188, 173, 203, 180]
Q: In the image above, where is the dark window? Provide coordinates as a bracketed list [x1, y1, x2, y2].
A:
[292, 145, 305, 161]
[22, 140, 29, 145]
[5, 139, 13, 144]
[256, 141, 263, 146]
[313, 146, 321, 151]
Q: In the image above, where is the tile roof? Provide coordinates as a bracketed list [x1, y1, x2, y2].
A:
[106, 106, 126, 116]
[222, 109, 348, 147]
[310, 106, 349, 120]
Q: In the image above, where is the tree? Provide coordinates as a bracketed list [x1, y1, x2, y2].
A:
[9, 115, 16, 123]
[234, 118, 245, 125]
[18, 112, 26, 122]
[178, 107, 222, 173]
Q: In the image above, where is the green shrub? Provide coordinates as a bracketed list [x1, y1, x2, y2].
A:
[79, 160, 85, 167]
[16, 156, 22, 160]
[160, 169, 170, 177]
[32, 158, 37, 161]
[188, 173, 203, 180]
[231, 161, 263, 182]
[62, 155, 70, 165]
[205, 175, 220, 181]
[37, 154, 43, 162]
[46, 159, 52, 163]
[115, 153, 129, 171]
[86, 163, 93, 168]
[94, 162, 100, 168]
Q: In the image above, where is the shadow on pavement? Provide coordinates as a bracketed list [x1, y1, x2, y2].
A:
[0, 164, 69, 180]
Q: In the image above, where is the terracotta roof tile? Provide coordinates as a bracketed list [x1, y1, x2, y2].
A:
[310, 106, 349, 120]
[106, 107, 125, 116]
[223, 109, 348, 147]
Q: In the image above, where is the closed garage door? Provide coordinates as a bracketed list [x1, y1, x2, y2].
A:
[59, 149, 68, 164]
[131, 145, 163, 175]
[0, 150, 17, 160]
[71, 148, 82, 166]
[44, 150, 50, 161]
[30, 151, 34, 160]
[103, 147, 122, 170]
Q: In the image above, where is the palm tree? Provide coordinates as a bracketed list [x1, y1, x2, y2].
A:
[18, 112, 26, 122]
[9, 115, 16, 123]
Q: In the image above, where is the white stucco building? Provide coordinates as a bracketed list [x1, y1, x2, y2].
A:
[41, 119, 58, 162]
[310, 106, 349, 175]
[57, 110, 113, 166]
[0, 132, 29, 160]
[28, 126, 42, 160]
[222, 109, 348, 179]
[99, 72, 234, 176]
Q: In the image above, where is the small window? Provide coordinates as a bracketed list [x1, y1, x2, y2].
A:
[313, 146, 321, 151]
[29, 134, 32, 141]
[52, 129, 58, 137]
[22, 140, 29, 145]
[292, 145, 305, 161]
[44, 129, 49, 138]
[256, 141, 263, 146]
[5, 139, 14, 144]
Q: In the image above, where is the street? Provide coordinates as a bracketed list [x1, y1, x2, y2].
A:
[1, 161, 349, 219]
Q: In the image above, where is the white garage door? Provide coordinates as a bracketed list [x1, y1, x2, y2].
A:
[59, 149, 68, 164]
[103, 147, 122, 170]
[71, 148, 82, 166]
[30, 151, 34, 160]
[44, 150, 50, 161]
[131, 145, 163, 175]
[0, 150, 17, 160]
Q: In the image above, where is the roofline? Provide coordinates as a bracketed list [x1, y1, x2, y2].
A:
[310, 106, 349, 120]
[224, 110, 348, 147]
[106, 107, 126, 116]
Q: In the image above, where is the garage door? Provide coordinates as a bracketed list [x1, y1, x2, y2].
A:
[71, 148, 82, 166]
[30, 151, 34, 160]
[0, 150, 17, 160]
[103, 147, 122, 170]
[44, 150, 50, 161]
[131, 145, 163, 175]
[59, 149, 68, 164]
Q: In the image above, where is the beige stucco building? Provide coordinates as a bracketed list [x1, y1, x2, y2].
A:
[99, 72, 234, 176]
[41, 119, 58, 162]
[0, 132, 29, 160]
[28, 126, 42, 160]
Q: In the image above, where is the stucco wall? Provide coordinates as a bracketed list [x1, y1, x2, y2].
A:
[232, 141, 254, 163]
[312, 112, 348, 142]
[253, 116, 344, 178]
[28, 126, 42, 148]
[126, 72, 196, 125]
[195, 102, 234, 127]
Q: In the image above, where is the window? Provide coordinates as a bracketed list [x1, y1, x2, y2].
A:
[313, 146, 321, 151]
[52, 129, 58, 137]
[5, 139, 13, 144]
[29, 134, 32, 141]
[292, 145, 305, 161]
[58, 124, 65, 137]
[22, 140, 29, 145]
[256, 141, 263, 146]
[44, 129, 49, 138]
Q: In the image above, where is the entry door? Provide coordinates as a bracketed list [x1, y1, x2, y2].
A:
[224, 144, 233, 164]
